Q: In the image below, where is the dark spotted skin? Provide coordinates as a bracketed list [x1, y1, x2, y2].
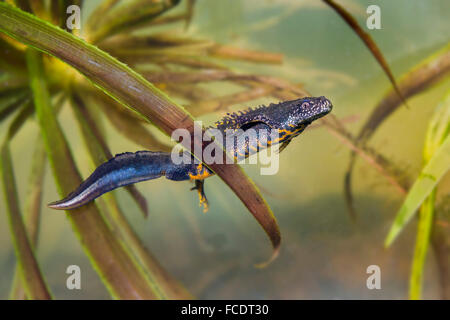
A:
[48, 96, 332, 211]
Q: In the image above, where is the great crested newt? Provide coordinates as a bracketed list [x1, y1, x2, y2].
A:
[48, 96, 332, 212]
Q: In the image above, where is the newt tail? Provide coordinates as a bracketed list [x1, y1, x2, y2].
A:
[48, 151, 210, 210]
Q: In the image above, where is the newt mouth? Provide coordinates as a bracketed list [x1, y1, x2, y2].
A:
[318, 96, 333, 113]
[309, 96, 333, 122]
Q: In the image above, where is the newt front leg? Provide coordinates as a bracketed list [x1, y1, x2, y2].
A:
[191, 179, 209, 213]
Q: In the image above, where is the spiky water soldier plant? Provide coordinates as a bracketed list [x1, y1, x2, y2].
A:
[0, 0, 321, 299]
[1, 0, 448, 300]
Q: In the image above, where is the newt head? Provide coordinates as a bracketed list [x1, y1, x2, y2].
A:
[273, 96, 333, 141]
[287, 96, 332, 126]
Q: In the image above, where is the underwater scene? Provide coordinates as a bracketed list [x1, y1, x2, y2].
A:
[0, 0, 449, 301]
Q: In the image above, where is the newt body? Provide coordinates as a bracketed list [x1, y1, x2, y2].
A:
[49, 96, 332, 211]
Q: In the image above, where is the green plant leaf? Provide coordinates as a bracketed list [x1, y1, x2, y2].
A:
[70, 92, 192, 298]
[408, 92, 450, 299]
[0, 88, 29, 122]
[26, 47, 162, 299]
[385, 136, 450, 246]
[91, 92, 173, 153]
[0, 2, 280, 263]
[9, 135, 46, 300]
[358, 44, 450, 143]
[87, 0, 181, 44]
[85, 0, 120, 33]
[344, 43, 450, 219]
[1, 92, 48, 300]
[0, 35, 26, 73]
[409, 190, 435, 300]
[430, 196, 450, 299]
[0, 141, 51, 300]
[184, 0, 196, 30]
[0, 72, 27, 92]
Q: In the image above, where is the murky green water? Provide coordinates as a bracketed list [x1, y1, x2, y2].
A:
[1, 0, 449, 299]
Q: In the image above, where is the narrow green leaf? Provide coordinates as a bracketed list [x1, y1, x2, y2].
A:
[85, 0, 120, 33]
[385, 115, 450, 247]
[98, 32, 212, 51]
[184, 0, 196, 30]
[93, 93, 173, 153]
[2, 96, 47, 300]
[408, 93, 450, 299]
[28, 0, 47, 20]
[0, 88, 29, 122]
[345, 43, 450, 219]
[0, 142, 52, 300]
[97, 194, 193, 299]
[359, 44, 450, 142]
[49, 0, 65, 27]
[0, 72, 27, 92]
[11, 0, 31, 12]
[126, 52, 228, 69]
[9, 137, 46, 300]
[87, 0, 181, 44]
[431, 197, 450, 299]
[0, 35, 26, 73]
[409, 190, 435, 300]
[5, 99, 32, 138]
[0, 88, 27, 106]
[26, 48, 162, 299]
[70, 92, 191, 298]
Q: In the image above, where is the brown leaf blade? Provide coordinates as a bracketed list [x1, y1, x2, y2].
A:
[26, 47, 162, 299]
[91, 92, 173, 153]
[323, 0, 407, 107]
[9, 137, 46, 300]
[0, 142, 52, 300]
[358, 44, 450, 142]
[213, 163, 281, 267]
[88, 0, 181, 44]
[70, 92, 192, 298]
[5, 101, 46, 299]
[345, 44, 450, 218]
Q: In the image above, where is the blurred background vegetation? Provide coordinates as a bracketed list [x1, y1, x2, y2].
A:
[0, 0, 449, 299]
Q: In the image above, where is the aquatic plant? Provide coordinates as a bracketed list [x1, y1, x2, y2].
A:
[0, 0, 448, 300]
[385, 92, 450, 299]
[0, 0, 294, 299]
[323, 1, 450, 299]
